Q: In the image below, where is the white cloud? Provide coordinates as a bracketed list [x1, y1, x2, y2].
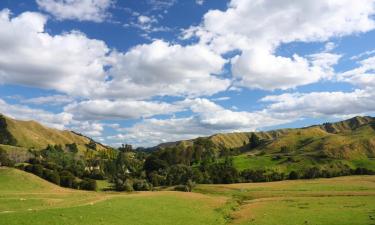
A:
[0, 98, 107, 137]
[21, 95, 74, 105]
[106, 40, 230, 99]
[112, 98, 289, 146]
[138, 15, 154, 24]
[0, 98, 72, 129]
[196, 0, 204, 5]
[339, 56, 375, 88]
[184, 0, 375, 90]
[232, 48, 341, 90]
[350, 49, 375, 60]
[262, 88, 375, 118]
[147, 0, 177, 11]
[36, 0, 113, 22]
[65, 99, 183, 120]
[0, 10, 229, 101]
[70, 121, 104, 137]
[0, 9, 110, 97]
[195, 0, 375, 52]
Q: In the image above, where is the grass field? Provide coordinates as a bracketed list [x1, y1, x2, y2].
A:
[1, 167, 375, 225]
[0, 168, 227, 225]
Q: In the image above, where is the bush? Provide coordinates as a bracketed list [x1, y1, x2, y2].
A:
[0, 149, 15, 167]
[32, 164, 44, 177]
[148, 172, 165, 187]
[80, 178, 97, 191]
[133, 179, 152, 191]
[288, 171, 299, 180]
[72, 179, 80, 189]
[303, 167, 321, 179]
[60, 171, 75, 188]
[43, 169, 60, 185]
[89, 169, 105, 180]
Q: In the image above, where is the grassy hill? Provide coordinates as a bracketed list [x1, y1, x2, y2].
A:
[0, 167, 227, 225]
[159, 116, 375, 152]
[0, 114, 108, 152]
[1, 167, 375, 225]
[155, 116, 375, 174]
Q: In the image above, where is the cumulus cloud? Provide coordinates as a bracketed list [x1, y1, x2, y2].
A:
[106, 40, 230, 99]
[36, 0, 113, 22]
[194, 0, 375, 52]
[184, 0, 375, 90]
[0, 9, 110, 97]
[232, 49, 341, 90]
[0, 10, 228, 101]
[262, 89, 375, 119]
[65, 99, 183, 120]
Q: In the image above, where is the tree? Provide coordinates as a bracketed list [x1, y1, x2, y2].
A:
[86, 140, 97, 150]
[60, 171, 75, 188]
[80, 178, 97, 191]
[249, 133, 260, 149]
[166, 164, 193, 185]
[0, 148, 14, 167]
[288, 171, 299, 180]
[0, 115, 17, 145]
[119, 144, 133, 152]
[43, 169, 60, 185]
[66, 143, 78, 153]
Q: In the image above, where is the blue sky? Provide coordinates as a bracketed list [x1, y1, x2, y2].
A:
[0, 0, 375, 147]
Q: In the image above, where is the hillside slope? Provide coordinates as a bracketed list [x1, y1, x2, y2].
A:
[158, 116, 375, 160]
[0, 114, 107, 151]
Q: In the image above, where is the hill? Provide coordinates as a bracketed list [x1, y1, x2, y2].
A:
[0, 167, 227, 225]
[0, 114, 108, 152]
[1, 167, 375, 225]
[157, 116, 375, 160]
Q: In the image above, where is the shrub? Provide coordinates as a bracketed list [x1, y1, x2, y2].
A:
[133, 179, 152, 191]
[80, 178, 97, 191]
[60, 171, 75, 188]
[303, 167, 321, 179]
[148, 172, 165, 187]
[0, 149, 14, 167]
[32, 164, 44, 177]
[288, 171, 299, 180]
[43, 169, 60, 185]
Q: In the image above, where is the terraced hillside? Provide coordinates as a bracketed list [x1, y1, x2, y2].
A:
[0, 114, 108, 151]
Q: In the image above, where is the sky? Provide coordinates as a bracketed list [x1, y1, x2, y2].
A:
[0, 0, 375, 147]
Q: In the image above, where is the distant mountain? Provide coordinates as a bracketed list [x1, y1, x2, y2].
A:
[157, 116, 375, 160]
[0, 114, 108, 152]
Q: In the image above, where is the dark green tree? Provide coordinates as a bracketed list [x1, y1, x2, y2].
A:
[249, 133, 260, 149]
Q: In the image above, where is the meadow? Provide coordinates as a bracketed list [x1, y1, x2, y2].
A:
[1, 167, 375, 225]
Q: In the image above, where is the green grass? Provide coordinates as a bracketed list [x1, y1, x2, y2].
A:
[195, 176, 375, 225]
[1, 167, 375, 225]
[0, 168, 227, 225]
[96, 179, 113, 191]
[0, 194, 226, 225]
[235, 196, 375, 225]
[232, 155, 282, 171]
